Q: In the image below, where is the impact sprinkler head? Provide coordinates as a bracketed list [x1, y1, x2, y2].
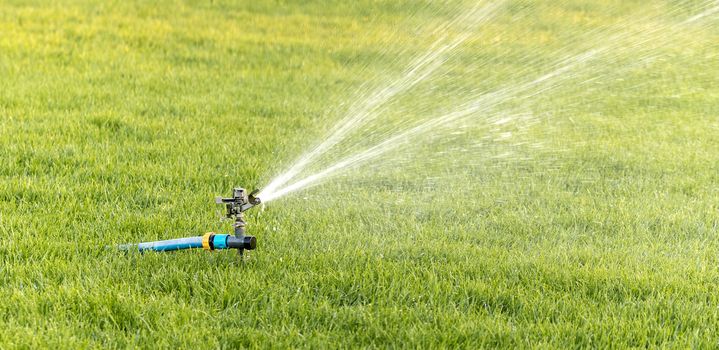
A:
[215, 187, 261, 254]
[215, 188, 261, 216]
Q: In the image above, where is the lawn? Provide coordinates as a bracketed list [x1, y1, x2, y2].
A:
[1, 0, 718, 348]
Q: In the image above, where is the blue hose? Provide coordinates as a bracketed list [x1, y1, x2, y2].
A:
[139, 236, 203, 251]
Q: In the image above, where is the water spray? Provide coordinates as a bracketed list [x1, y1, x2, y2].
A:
[260, 2, 719, 203]
[118, 187, 261, 256]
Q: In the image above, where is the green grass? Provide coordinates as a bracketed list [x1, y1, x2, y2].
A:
[1, 0, 718, 348]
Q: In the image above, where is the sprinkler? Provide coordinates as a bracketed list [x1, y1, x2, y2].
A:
[118, 187, 261, 256]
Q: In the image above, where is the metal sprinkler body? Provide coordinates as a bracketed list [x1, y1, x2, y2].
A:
[215, 188, 261, 256]
[118, 187, 261, 257]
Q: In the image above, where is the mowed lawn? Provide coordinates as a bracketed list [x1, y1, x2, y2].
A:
[1, 0, 718, 348]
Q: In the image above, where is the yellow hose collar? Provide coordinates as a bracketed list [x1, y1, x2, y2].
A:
[202, 232, 214, 250]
